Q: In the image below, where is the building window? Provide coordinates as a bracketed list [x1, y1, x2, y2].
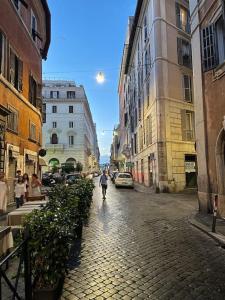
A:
[7, 107, 18, 133]
[51, 133, 58, 144]
[177, 38, 192, 68]
[52, 122, 57, 128]
[67, 91, 76, 99]
[183, 75, 192, 102]
[69, 121, 73, 128]
[50, 91, 59, 99]
[216, 16, 225, 65]
[69, 106, 73, 113]
[42, 103, 46, 123]
[143, 16, 148, 43]
[202, 24, 219, 71]
[29, 122, 36, 141]
[134, 133, 137, 154]
[52, 106, 57, 113]
[29, 75, 37, 106]
[9, 48, 23, 91]
[145, 115, 152, 146]
[175, 3, 190, 33]
[69, 135, 74, 146]
[0, 32, 6, 77]
[181, 110, 195, 141]
[31, 10, 37, 42]
[12, 0, 20, 10]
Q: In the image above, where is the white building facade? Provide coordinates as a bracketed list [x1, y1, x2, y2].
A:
[42, 80, 100, 172]
[118, 0, 196, 192]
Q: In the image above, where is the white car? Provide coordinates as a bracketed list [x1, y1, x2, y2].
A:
[115, 173, 134, 188]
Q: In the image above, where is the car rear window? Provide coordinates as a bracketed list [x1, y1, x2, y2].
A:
[118, 174, 132, 178]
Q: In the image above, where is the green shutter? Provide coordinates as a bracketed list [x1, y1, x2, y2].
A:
[181, 109, 186, 141]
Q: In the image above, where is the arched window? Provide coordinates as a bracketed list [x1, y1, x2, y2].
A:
[49, 158, 60, 167]
[51, 133, 58, 144]
[66, 158, 76, 166]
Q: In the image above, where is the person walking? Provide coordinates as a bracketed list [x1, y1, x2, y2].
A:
[99, 170, 108, 200]
[0, 172, 8, 213]
[31, 174, 42, 196]
[14, 176, 26, 208]
[22, 173, 29, 201]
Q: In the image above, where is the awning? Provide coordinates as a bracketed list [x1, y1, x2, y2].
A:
[39, 158, 47, 166]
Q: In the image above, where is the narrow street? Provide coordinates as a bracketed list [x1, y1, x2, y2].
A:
[62, 179, 225, 300]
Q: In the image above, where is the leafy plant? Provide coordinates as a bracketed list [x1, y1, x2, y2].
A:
[75, 162, 83, 173]
[24, 179, 95, 289]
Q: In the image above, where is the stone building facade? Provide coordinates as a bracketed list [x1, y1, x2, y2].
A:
[42, 80, 100, 173]
[0, 0, 50, 205]
[118, 0, 196, 192]
[190, 0, 225, 215]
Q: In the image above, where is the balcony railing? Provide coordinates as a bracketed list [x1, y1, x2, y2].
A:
[45, 143, 65, 150]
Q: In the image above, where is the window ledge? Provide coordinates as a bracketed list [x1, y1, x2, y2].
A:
[214, 61, 225, 80]
[7, 128, 18, 135]
[28, 138, 37, 144]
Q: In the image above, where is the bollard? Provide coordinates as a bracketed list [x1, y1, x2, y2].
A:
[212, 195, 218, 233]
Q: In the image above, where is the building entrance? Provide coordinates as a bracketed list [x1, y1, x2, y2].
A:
[185, 154, 197, 188]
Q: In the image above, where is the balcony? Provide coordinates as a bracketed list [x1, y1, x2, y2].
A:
[45, 143, 65, 152]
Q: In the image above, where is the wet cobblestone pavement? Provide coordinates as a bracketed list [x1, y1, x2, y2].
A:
[62, 180, 225, 300]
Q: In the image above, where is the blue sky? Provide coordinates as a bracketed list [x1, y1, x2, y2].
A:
[43, 0, 137, 163]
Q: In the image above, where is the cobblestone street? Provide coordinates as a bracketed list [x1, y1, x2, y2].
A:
[62, 180, 225, 300]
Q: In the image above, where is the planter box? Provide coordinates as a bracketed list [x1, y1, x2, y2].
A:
[33, 277, 64, 300]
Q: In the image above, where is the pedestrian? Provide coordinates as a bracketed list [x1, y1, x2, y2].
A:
[0, 172, 8, 213]
[31, 174, 42, 196]
[14, 176, 26, 208]
[14, 170, 22, 185]
[22, 173, 29, 201]
[99, 170, 108, 200]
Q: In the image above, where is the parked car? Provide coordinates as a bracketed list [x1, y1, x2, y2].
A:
[42, 172, 53, 186]
[115, 172, 134, 188]
[65, 173, 82, 185]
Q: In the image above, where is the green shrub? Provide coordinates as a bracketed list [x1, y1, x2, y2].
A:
[24, 178, 95, 289]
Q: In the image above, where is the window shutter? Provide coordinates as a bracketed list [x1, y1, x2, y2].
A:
[19, 0, 28, 8]
[201, 24, 218, 71]
[36, 83, 42, 109]
[29, 75, 32, 104]
[175, 3, 181, 29]
[9, 49, 15, 86]
[181, 109, 187, 141]
[222, 0, 225, 22]
[0, 33, 2, 74]
[177, 38, 183, 65]
[186, 11, 191, 34]
[17, 58, 23, 91]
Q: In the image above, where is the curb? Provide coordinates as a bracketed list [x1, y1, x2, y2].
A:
[188, 217, 225, 247]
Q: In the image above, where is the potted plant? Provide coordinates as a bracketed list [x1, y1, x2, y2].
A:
[24, 179, 95, 299]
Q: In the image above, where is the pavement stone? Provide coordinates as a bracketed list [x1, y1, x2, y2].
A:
[62, 180, 225, 299]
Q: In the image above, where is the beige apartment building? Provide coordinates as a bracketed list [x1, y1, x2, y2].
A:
[118, 0, 196, 192]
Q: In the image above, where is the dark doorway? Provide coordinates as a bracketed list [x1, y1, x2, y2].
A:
[185, 154, 197, 188]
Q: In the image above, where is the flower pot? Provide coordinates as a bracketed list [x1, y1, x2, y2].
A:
[33, 277, 64, 300]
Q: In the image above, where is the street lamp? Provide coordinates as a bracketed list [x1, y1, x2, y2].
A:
[96, 72, 105, 84]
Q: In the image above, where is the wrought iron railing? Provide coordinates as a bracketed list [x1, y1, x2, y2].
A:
[0, 230, 32, 300]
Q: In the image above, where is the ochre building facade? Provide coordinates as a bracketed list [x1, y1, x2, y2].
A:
[0, 0, 50, 205]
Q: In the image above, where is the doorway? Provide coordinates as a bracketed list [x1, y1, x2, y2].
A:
[185, 154, 197, 188]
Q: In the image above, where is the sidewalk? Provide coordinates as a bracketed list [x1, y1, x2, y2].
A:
[189, 212, 225, 247]
[134, 181, 155, 193]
